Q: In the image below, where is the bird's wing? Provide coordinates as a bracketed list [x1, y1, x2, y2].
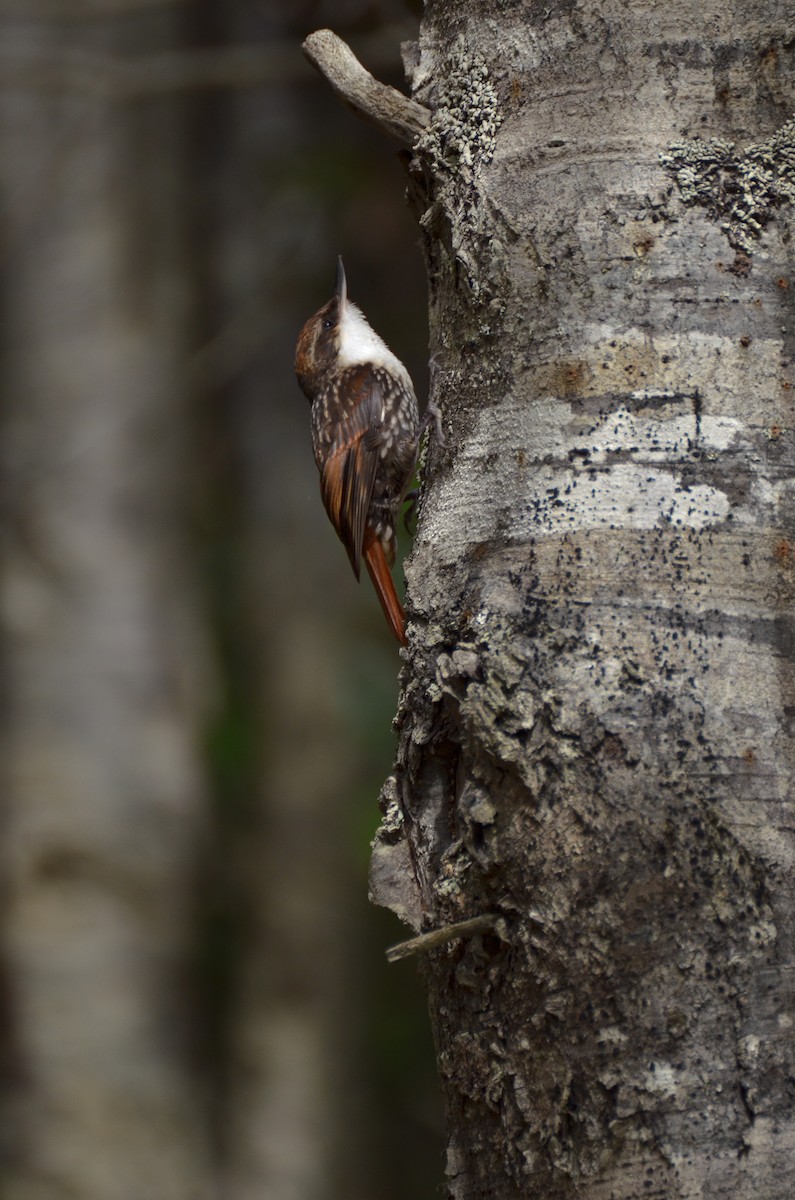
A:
[316, 367, 384, 579]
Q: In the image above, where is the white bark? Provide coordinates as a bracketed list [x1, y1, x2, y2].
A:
[365, 3, 795, 1197]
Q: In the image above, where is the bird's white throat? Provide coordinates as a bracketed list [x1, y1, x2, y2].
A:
[337, 302, 413, 389]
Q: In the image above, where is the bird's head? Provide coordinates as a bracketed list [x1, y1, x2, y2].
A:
[295, 257, 408, 401]
[294, 257, 348, 400]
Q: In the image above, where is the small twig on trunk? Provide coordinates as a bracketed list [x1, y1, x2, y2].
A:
[385, 914, 499, 963]
[302, 29, 430, 148]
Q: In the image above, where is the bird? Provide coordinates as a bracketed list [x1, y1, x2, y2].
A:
[295, 258, 420, 646]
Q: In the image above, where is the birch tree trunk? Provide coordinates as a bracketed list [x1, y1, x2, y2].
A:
[360, 3, 795, 1197]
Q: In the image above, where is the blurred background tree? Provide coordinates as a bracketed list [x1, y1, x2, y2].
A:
[0, 2, 440, 1197]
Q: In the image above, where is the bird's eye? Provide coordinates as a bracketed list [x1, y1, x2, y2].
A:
[322, 318, 334, 330]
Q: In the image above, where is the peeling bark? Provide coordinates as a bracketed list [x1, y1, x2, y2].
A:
[363, 3, 795, 1197]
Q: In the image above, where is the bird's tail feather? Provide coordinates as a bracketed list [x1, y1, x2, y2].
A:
[363, 535, 406, 646]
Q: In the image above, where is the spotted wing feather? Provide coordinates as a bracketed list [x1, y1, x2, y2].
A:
[313, 367, 384, 579]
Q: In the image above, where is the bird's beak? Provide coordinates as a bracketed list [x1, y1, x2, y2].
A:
[335, 256, 347, 311]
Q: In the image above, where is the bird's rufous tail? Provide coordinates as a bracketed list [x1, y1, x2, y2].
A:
[363, 535, 406, 646]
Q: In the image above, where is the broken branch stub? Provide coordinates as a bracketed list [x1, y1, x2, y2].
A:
[302, 29, 430, 148]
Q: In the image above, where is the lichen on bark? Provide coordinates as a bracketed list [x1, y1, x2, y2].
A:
[374, 3, 795, 1199]
[409, 42, 507, 318]
[661, 113, 795, 251]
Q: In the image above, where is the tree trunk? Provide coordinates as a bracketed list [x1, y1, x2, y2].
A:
[0, 11, 213, 1197]
[367, 3, 795, 1197]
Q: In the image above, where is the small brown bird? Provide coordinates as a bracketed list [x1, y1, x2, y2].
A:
[295, 258, 420, 645]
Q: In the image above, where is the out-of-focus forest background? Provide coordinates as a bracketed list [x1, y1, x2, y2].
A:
[0, 2, 441, 1197]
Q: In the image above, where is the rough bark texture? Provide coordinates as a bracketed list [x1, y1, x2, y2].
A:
[370, 2, 795, 1197]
